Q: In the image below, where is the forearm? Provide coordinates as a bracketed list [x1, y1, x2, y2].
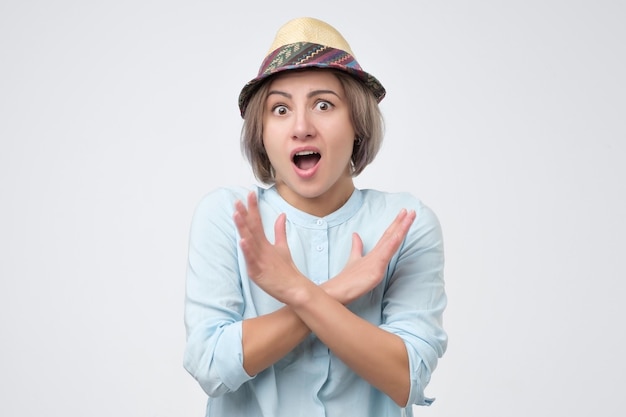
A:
[241, 277, 359, 376]
[291, 282, 410, 407]
[241, 306, 309, 376]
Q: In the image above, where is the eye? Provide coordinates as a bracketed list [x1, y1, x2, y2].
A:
[314, 100, 333, 111]
[271, 105, 289, 116]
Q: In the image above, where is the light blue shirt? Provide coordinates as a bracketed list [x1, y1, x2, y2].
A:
[184, 185, 447, 417]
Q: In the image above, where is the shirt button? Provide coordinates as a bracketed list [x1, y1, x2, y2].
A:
[316, 219, 323, 226]
[316, 245, 324, 251]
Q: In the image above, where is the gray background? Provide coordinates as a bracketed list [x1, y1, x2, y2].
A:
[1, 1, 624, 416]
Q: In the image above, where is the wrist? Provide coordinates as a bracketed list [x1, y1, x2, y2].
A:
[287, 279, 319, 309]
[321, 275, 357, 305]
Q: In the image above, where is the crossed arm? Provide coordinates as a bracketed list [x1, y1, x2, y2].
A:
[233, 192, 417, 406]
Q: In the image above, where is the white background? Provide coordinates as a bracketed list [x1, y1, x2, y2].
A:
[1, 1, 624, 416]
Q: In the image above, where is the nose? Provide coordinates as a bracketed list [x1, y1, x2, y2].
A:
[291, 108, 316, 140]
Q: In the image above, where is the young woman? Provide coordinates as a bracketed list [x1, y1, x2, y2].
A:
[184, 17, 447, 417]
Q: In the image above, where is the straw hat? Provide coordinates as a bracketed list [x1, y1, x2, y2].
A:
[237, 17, 386, 117]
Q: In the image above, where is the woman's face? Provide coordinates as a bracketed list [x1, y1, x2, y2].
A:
[262, 70, 356, 216]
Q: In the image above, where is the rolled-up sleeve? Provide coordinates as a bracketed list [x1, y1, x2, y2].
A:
[183, 188, 255, 397]
[379, 201, 447, 407]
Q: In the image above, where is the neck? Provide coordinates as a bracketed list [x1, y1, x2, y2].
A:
[275, 179, 355, 217]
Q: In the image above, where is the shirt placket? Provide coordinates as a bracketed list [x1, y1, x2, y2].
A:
[309, 218, 332, 364]
[308, 217, 329, 284]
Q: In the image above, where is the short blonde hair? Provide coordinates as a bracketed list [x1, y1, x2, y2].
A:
[240, 69, 385, 184]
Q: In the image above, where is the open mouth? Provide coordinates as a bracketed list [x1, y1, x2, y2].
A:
[293, 151, 321, 170]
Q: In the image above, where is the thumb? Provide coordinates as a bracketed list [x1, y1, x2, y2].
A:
[348, 232, 364, 263]
[273, 213, 288, 246]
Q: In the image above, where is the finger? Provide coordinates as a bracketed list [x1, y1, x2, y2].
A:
[348, 232, 364, 263]
[391, 208, 416, 236]
[387, 209, 415, 243]
[377, 209, 407, 246]
[233, 211, 257, 252]
[233, 204, 250, 237]
[374, 209, 415, 258]
[274, 213, 295, 260]
[233, 199, 255, 236]
[234, 192, 263, 240]
[245, 192, 266, 234]
[247, 191, 259, 218]
[233, 199, 249, 220]
[403, 209, 417, 228]
[390, 209, 415, 236]
[233, 196, 267, 252]
[273, 213, 288, 247]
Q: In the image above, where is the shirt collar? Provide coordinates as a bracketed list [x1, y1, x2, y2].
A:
[259, 185, 363, 228]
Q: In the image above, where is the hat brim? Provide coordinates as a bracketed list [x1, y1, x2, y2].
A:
[238, 43, 385, 117]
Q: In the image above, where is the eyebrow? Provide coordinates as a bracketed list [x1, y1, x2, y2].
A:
[267, 89, 342, 100]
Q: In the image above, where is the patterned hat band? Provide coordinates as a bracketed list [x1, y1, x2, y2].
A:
[237, 18, 386, 117]
[263, 42, 362, 76]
